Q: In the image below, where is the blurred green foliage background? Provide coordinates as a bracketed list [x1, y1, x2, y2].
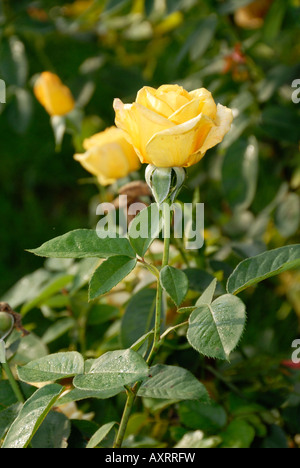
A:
[0, 0, 300, 448]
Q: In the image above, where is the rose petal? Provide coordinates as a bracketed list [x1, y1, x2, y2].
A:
[155, 84, 191, 112]
[83, 126, 124, 150]
[168, 99, 201, 124]
[83, 127, 140, 172]
[136, 86, 174, 119]
[200, 104, 233, 154]
[145, 113, 214, 167]
[181, 149, 205, 168]
[114, 98, 175, 163]
[189, 88, 217, 120]
[74, 142, 130, 185]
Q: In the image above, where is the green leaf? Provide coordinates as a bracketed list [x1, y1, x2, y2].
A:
[87, 349, 148, 378]
[88, 256, 137, 300]
[262, 425, 289, 449]
[73, 349, 149, 394]
[69, 258, 100, 294]
[0, 404, 22, 440]
[121, 288, 156, 348]
[275, 193, 300, 238]
[222, 137, 258, 211]
[256, 65, 295, 103]
[20, 274, 74, 316]
[0, 380, 21, 408]
[189, 15, 217, 61]
[42, 294, 70, 309]
[177, 15, 217, 63]
[0, 36, 28, 86]
[263, 0, 287, 41]
[227, 244, 300, 295]
[86, 421, 117, 449]
[57, 387, 121, 404]
[31, 411, 71, 449]
[137, 364, 209, 401]
[1, 268, 51, 309]
[184, 269, 225, 296]
[128, 204, 161, 258]
[142, 397, 177, 414]
[11, 333, 48, 366]
[88, 304, 120, 325]
[8, 88, 33, 134]
[187, 294, 246, 360]
[17, 352, 84, 383]
[220, 419, 256, 449]
[41, 318, 76, 345]
[178, 400, 227, 432]
[195, 278, 217, 307]
[261, 106, 300, 144]
[2, 384, 63, 448]
[160, 266, 189, 307]
[130, 331, 154, 356]
[28, 229, 136, 259]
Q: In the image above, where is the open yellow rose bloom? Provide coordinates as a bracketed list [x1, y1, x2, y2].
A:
[34, 72, 75, 117]
[74, 126, 141, 186]
[113, 84, 233, 168]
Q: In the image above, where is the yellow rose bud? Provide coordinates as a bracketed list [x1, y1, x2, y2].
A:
[34, 72, 75, 116]
[234, 0, 273, 29]
[113, 84, 233, 168]
[74, 126, 141, 185]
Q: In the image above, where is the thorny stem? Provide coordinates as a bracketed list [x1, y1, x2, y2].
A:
[113, 202, 172, 448]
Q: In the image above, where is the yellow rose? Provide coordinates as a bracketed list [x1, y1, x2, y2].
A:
[113, 84, 233, 168]
[234, 0, 273, 29]
[74, 126, 141, 185]
[34, 72, 75, 116]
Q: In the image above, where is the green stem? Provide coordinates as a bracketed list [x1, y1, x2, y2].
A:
[113, 384, 140, 448]
[113, 202, 172, 448]
[147, 279, 163, 366]
[2, 361, 25, 403]
[137, 258, 160, 279]
[162, 202, 171, 266]
[160, 320, 189, 341]
[172, 236, 191, 267]
[147, 202, 171, 366]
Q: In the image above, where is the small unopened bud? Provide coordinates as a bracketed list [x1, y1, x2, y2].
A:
[145, 165, 186, 204]
[0, 312, 14, 340]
